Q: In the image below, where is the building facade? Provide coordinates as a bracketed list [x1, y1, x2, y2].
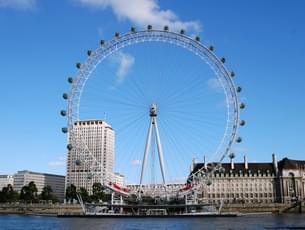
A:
[278, 158, 305, 203]
[66, 120, 119, 194]
[192, 154, 305, 204]
[0, 175, 14, 189]
[13, 170, 65, 201]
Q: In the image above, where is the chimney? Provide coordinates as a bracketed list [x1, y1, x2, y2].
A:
[229, 153, 235, 170]
[272, 153, 278, 175]
[204, 155, 207, 170]
[230, 158, 234, 170]
[190, 158, 196, 172]
[244, 155, 248, 170]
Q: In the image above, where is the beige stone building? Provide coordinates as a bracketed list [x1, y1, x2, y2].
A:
[278, 158, 305, 203]
[191, 154, 305, 204]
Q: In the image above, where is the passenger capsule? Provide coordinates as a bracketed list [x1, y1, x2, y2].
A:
[87, 173, 93, 179]
[60, 110, 67, 116]
[240, 103, 246, 109]
[115, 32, 120, 38]
[230, 71, 235, 77]
[180, 29, 185, 35]
[75, 159, 81, 166]
[208, 46, 214, 51]
[236, 137, 242, 143]
[76, 63, 81, 69]
[206, 180, 212, 186]
[220, 57, 226, 63]
[130, 27, 136, 33]
[87, 50, 92, 56]
[236, 86, 242, 93]
[62, 127, 68, 133]
[147, 25, 152, 30]
[219, 167, 225, 173]
[100, 40, 105, 46]
[239, 120, 246, 126]
[164, 25, 169, 31]
[67, 77, 73, 84]
[195, 36, 200, 42]
[67, 144, 73, 150]
[62, 93, 69, 100]
[229, 152, 236, 159]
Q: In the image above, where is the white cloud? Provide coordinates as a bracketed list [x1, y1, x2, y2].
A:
[48, 156, 66, 167]
[168, 176, 187, 184]
[233, 146, 249, 153]
[76, 0, 201, 33]
[131, 159, 141, 166]
[0, 0, 36, 10]
[207, 78, 234, 109]
[207, 78, 223, 92]
[113, 51, 135, 83]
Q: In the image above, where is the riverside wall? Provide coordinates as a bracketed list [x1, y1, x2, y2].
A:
[0, 203, 83, 215]
[0, 203, 304, 215]
[221, 201, 305, 213]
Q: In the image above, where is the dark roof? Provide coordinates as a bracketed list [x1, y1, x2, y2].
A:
[192, 162, 275, 175]
[278, 158, 305, 170]
[191, 157, 305, 176]
[16, 170, 65, 178]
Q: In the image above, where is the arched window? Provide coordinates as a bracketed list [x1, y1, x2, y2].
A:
[288, 172, 296, 199]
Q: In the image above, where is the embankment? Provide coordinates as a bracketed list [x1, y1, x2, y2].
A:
[0, 203, 82, 215]
[0, 202, 304, 215]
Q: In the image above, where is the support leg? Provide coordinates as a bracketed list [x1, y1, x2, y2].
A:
[140, 118, 153, 186]
[153, 118, 166, 185]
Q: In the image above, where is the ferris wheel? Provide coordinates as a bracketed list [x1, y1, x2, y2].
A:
[61, 25, 245, 198]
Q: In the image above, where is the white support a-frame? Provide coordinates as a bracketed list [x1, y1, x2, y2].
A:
[139, 104, 166, 189]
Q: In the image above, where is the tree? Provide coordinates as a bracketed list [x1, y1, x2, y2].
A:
[28, 181, 38, 199]
[40, 185, 57, 202]
[91, 182, 104, 202]
[20, 186, 28, 201]
[65, 184, 77, 202]
[79, 187, 91, 202]
[40, 185, 52, 200]
[0, 184, 18, 203]
[20, 181, 38, 203]
[6, 184, 18, 202]
[0, 187, 8, 203]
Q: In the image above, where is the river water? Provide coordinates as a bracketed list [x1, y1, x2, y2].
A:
[0, 214, 305, 230]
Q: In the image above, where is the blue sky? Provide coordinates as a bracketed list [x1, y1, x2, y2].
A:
[0, 0, 305, 180]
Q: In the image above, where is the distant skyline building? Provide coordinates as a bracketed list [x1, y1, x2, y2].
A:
[0, 175, 14, 189]
[113, 172, 125, 187]
[13, 170, 65, 201]
[66, 120, 121, 194]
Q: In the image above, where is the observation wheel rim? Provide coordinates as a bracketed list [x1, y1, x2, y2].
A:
[65, 28, 241, 196]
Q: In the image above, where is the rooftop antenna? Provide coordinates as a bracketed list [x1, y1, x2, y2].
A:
[103, 112, 107, 121]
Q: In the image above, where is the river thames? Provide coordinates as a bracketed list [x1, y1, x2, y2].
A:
[0, 214, 305, 230]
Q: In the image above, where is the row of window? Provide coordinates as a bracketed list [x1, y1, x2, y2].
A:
[207, 193, 274, 198]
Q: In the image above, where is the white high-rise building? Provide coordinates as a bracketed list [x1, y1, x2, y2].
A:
[66, 120, 119, 194]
